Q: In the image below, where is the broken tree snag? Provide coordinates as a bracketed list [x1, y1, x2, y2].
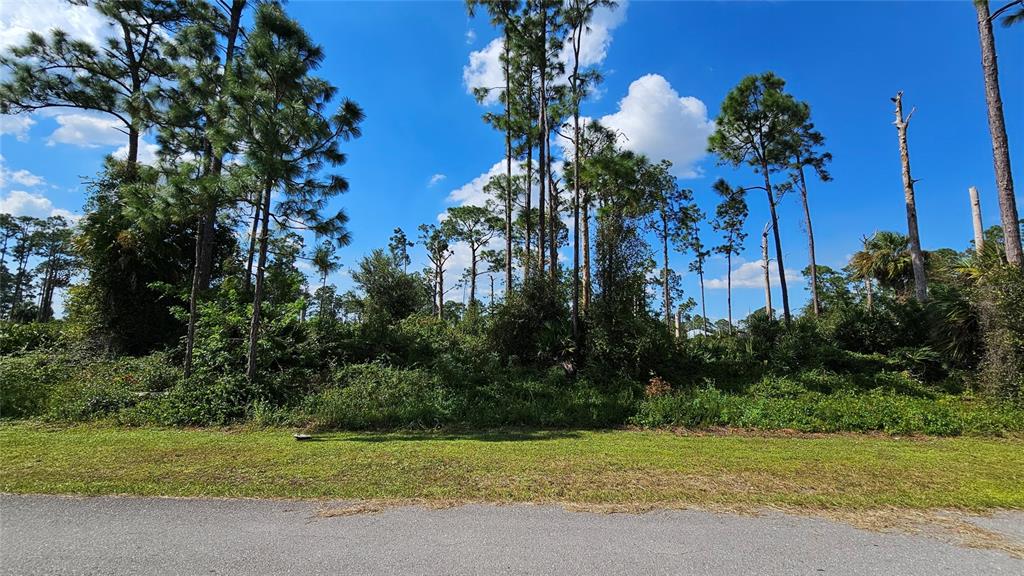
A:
[970, 186, 985, 255]
[892, 91, 928, 302]
[762, 222, 773, 320]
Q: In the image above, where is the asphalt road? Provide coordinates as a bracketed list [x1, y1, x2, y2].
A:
[1, 495, 1020, 575]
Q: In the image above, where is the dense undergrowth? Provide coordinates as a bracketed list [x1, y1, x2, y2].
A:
[3, 300, 1022, 436]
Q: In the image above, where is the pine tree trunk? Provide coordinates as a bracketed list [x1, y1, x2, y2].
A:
[184, 213, 203, 378]
[470, 247, 478, 306]
[762, 223, 773, 320]
[726, 251, 733, 332]
[975, 0, 1022, 267]
[537, 8, 548, 275]
[571, 38, 582, 340]
[503, 27, 514, 292]
[525, 139, 533, 276]
[893, 91, 928, 302]
[548, 164, 558, 283]
[437, 261, 444, 320]
[662, 212, 671, 329]
[582, 188, 591, 311]
[762, 169, 791, 322]
[244, 189, 262, 293]
[699, 269, 708, 335]
[970, 186, 985, 255]
[245, 180, 273, 383]
[797, 163, 819, 316]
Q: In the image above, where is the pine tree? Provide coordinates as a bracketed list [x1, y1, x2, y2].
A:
[711, 179, 748, 333]
[232, 3, 364, 382]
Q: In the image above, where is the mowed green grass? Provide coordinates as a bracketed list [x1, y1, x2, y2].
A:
[2, 424, 1022, 510]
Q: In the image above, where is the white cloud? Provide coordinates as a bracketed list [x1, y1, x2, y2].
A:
[445, 159, 523, 208]
[464, 1, 628, 105]
[0, 156, 46, 189]
[428, 173, 447, 187]
[706, 260, 802, 290]
[0, 115, 35, 141]
[463, 37, 506, 104]
[0, 190, 78, 221]
[599, 74, 714, 178]
[465, 29, 476, 45]
[113, 140, 161, 165]
[558, 0, 628, 70]
[0, 0, 111, 50]
[47, 113, 125, 148]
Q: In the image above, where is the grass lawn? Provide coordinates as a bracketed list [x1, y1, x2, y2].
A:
[2, 424, 1023, 511]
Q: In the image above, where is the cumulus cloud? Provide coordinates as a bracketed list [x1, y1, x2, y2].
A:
[0, 156, 46, 189]
[0, 115, 35, 141]
[445, 159, 524, 208]
[47, 113, 125, 148]
[599, 74, 714, 178]
[0, 190, 77, 221]
[0, 0, 111, 50]
[428, 173, 447, 187]
[464, 1, 628, 105]
[706, 260, 802, 290]
[113, 140, 161, 165]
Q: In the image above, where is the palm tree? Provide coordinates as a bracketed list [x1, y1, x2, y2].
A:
[850, 231, 915, 298]
[974, 1, 1022, 267]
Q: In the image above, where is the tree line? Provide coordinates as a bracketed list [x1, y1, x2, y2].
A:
[0, 0, 1021, 408]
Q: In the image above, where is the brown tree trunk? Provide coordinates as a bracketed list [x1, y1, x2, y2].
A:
[536, 11, 548, 275]
[582, 189, 591, 311]
[470, 247, 478, 306]
[762, 222, 773, 320]
[571, 30, 582, 340]
[975, 1, 1022, 267]
[726, 251, 733, 332]
[548, 166, 558, 283]
[762, 169, 791, 322]
[244, 189, 262, 293]
[865, 277, 873, 312]
[797, 161, 819, 316]
[503, 27, 514, 292]
[970, 186, 985, 255]
[437, 261, 444, 320]
[245, 179, 273, 383]
[525, 138, 533, 276]
[893, 91, 928, 302]
[662, 212, 671, 329]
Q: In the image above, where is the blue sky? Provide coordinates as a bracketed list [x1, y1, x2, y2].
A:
[1, 0, 1021, 320]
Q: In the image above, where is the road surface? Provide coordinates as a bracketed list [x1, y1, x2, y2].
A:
[1, 495, 1020, 575]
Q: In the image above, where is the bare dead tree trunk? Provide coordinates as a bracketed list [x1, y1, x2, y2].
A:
[571, 22, 583, 341]
[975, 0, 1022, 267]
[674, 309, 681, 339]
[970, 186, 985, 255]
[245, 179, 273, 383]
[437, 260, 444, 321]
[762, 222, 773, 320]
[893, 91, 928, 302]
[796, 160, 819, 316]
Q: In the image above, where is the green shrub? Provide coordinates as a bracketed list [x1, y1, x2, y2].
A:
[0, 321, 67, 355]
[45, 352, 180, 422]
[632, 379, 1024, 436]
[308, 363, 455, 429]
[0, 352, 71, 418]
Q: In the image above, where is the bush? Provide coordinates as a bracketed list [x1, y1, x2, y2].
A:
[0, 352, 72, 418]
[631, 377, 1024, 436]
[0, 321, 67, 355]
[308, 363, 456, 429]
